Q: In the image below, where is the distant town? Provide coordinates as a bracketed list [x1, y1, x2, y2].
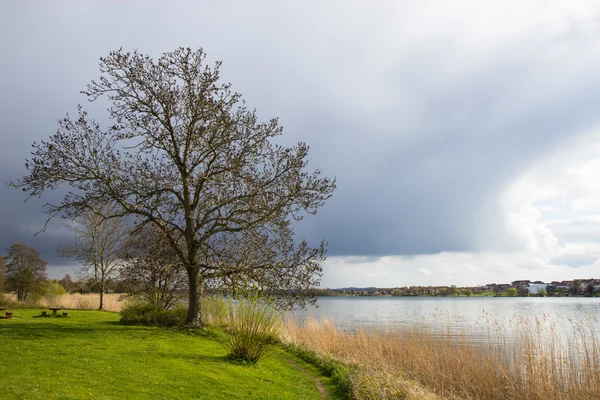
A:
[313, 278, 600, 297]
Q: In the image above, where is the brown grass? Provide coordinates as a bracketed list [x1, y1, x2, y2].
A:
[284, 313, 600, 400]
[3, 292, 128, 312]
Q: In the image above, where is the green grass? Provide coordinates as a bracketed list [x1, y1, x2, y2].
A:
[0, 310, 338, 399]
[470, 291, 497, 296]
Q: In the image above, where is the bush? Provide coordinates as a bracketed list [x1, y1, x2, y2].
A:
[225, 296, 282, 364]
[120, 300, 186, 327]
[42, 281, 67, 307]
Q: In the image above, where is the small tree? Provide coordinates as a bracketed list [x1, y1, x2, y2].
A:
[4, 243, 47, 301]
[58, 274, 77, 293]
[59, 207, 131, 310]
[438, 288, 450, 297]
[464, 289, 473, 297]
[121, 225, 187, 310]
[572, 280, 582, 295]
[537, 288, 547, 297]
[517, 286, 528, 296]
[586, 282, 596, 296]
[505, 288, 518, 297]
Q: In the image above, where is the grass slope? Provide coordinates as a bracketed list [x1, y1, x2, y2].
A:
[0, 310, 334, 400]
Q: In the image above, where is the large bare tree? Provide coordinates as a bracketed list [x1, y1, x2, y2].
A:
[4, 243, 47, 301]
[59, 207, 131, 310]
[12, 47, 336, 326]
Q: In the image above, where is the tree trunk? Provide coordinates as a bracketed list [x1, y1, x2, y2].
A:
[185, 267, 203, 327]
[99, 287, 104, 310]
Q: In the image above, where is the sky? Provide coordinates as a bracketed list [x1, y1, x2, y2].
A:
[2, 1, 600, 287]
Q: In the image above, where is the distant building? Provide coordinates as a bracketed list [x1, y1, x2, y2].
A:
[486, 283, 511, 292]
[528, 283, 547, 295]
[511, 280, 531, 288]
[559, 280, 574, 289]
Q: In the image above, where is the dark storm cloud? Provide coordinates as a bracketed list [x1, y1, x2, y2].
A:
[2, 0, 600, 275]
[0, 165, 76, 275]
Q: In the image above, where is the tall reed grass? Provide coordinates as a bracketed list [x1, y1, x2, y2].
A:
[1, 292, 127, 312]
[225, 296, 282, 363]
[284, 313, 600, 400]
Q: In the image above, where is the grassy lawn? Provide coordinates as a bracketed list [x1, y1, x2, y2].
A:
[0, 310, 338, 400]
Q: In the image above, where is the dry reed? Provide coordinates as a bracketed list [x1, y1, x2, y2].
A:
[284, 313, 600, 400]
[47, 293, 128, 311]
[3, 293, 129, 312]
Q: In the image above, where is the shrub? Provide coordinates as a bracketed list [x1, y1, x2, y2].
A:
[225, 296, 282, 364]
[120, 300, 186, 327]
[41, 281, 67, 307]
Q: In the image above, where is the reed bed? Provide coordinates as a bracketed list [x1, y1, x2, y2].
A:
[44, 293, 128, 311]
[284, 313, 600, 400]
[2, 292, 128, 312]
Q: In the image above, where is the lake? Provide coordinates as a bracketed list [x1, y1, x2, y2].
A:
[292, 296, 600, 345]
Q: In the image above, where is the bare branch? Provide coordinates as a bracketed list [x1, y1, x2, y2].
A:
[11, 47, 336, 326]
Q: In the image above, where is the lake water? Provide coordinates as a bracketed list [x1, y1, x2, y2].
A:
[292, 296, 600, 345]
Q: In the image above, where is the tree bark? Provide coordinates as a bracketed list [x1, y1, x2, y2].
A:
[185, 267, 203, 327]
[99, 287, 104, 310]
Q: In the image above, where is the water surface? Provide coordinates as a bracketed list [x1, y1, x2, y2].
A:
[293, 296, 600, 345]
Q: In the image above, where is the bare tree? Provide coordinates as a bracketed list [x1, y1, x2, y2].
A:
[121, 225, 187, 310]
[57, 274, 77, 293]
[11, 47, 335, 326]
[59, 207, 131, 310]
[4, 243, 47, 301]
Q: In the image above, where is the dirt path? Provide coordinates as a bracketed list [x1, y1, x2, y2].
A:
[279, 353, 328, 399]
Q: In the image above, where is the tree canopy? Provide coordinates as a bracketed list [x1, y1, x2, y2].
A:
[4, 243, 47, 301]
[12, 47, 336, 326]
